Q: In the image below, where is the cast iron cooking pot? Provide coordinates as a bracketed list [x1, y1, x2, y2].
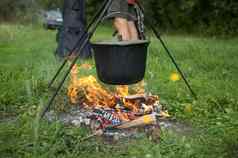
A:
[92, 40, 150, 85]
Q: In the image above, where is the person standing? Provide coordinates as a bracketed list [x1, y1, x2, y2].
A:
[106, 0, 139, 41]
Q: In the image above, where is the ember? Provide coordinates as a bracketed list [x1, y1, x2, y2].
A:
[67, 64, 169, 138]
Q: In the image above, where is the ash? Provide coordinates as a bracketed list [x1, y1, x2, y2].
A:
[44, 93, 193, 142]
[45, 106, 161, 141]
[45, 108, 192, 142]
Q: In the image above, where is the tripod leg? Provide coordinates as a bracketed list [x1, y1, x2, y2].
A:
[152, 29, 197, 99]
[48, 60, 67, 88]
[48, 0, 109, 89]
[136, 2, 197, 99]
[40, 0, 114, 119]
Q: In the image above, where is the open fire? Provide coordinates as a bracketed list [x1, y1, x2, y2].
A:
[67, 64, 169, 136]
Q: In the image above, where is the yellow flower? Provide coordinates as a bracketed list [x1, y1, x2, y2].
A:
[170, 72, 180, 81]
[184, 104, 193, 114]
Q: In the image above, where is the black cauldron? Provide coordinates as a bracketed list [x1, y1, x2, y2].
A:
[92, 40, 150, 85]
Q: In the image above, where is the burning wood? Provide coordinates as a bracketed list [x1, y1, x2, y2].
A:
[66, 64, 170, 139]
[116, 114, 157, 129]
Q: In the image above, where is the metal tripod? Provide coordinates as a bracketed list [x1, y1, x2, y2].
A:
[41, 0, 197, 119]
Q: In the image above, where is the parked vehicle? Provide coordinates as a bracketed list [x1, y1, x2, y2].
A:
[42, 9, 63, 30]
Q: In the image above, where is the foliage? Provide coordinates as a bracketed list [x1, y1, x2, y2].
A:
[0, 0, 238, 35]
[143, 0, 238, 35]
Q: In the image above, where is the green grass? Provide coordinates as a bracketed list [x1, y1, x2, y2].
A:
[0, 24, 238, 158]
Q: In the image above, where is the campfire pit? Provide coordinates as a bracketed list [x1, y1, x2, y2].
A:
[47, 64, 170, 142]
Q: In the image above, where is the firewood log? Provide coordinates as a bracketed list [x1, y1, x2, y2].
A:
[116, 114, 157, 129]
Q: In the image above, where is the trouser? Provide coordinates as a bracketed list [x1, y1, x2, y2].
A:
[55, 0, 91, 59]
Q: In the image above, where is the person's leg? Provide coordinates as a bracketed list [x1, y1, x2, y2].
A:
[128, 21, 138, 40]
[113, 17, 131, 41]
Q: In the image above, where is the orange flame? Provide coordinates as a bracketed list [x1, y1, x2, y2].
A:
[67, 64, 167, 121]
[68, 74, 116, 107]
[68, 64, 116, 107]
[133, 81, 145, 94]
[116, 85, 129, 97]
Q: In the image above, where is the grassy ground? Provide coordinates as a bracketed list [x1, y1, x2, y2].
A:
[0, 24, 238, 158]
